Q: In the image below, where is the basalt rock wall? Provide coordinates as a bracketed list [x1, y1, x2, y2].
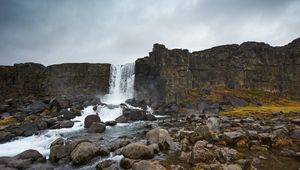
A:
[134, 38, 300, 103]
[0, 63, 110, 99]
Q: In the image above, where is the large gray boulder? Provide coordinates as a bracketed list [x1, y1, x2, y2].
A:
[84, 114, 101, 128]
[88, 122, 106, 133]
[70, 142, 100, 165]
[14, 149, 44, 163]
[146, 128, 174, 150]
[191, 140, 215, 164]
[121, 143, 154, 159]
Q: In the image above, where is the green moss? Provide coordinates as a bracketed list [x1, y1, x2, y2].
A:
[0, 116, 18, 126]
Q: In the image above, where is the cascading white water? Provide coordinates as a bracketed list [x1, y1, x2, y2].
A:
[97, 63, 136, 121]
[0, 63, 136, 157]
[102, 63, 135, 105]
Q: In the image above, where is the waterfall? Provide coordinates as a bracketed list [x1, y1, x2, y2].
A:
[0, 63, 136, 157]
[102, 63, 135, 105]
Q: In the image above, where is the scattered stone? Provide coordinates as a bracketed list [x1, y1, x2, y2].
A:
[192, 140, 215, 164]
[291, 118, 300, 126]
[195, 125, 211, 139]
[206, 117, 220, 131]
[259, 155, 267, 160]
[0, 131, 14, 143]
[221, 164, 242, 170]
[216, 147, 239, 163]
[59, 120, 74, 128]
[291, 128, 300, 144]
[61, 110, 77, 120]
[96, 159, 117, 170]
[122, 108, 147, 121]
[132, 160, 166, 170]
[222, 131, 246, 146]
[70, 142, 100, 165]
[120, 158, 135, 169]
[146, 128, 174, 150]
[19, 122, 39, 137]
[115, 115, 128, 123]
[105, 121, 117, 126]
[84, 114, 101, 128]
[87, 122, 106, 133]
[14, 149, 44, 163]
[121, 143, 154, 159]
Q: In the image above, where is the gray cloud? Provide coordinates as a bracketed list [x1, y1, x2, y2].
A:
[0, 0, 299, 65]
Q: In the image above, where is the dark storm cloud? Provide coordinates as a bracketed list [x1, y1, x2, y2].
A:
[0, 0, 299, 65]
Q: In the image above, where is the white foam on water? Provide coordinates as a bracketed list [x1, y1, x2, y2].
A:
[0, 106, 95, 157]
[97, 105, 122, 122]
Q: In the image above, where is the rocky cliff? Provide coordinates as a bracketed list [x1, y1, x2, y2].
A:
[134, 38, 300, 103]
[0, 63, 110, 99]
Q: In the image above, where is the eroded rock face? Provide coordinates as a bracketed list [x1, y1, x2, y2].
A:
[135, 38, 300, 103]
[0, 63, 110, 98]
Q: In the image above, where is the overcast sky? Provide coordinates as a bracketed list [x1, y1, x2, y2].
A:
[0, 0, 300, 66]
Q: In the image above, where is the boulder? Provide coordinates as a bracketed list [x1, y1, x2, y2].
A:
[258, 133, 276, 146]
[27, 101, 47, 114]
[120, 158, 135, 169]
[222, 131, 246, 146]
[221, 164, 242, 170]
[122, 108, 147, 121]
[0, 164, 17, 170]
[109, 138, 131, 151]
[216, 147, 240, 163]
[14, 149, 45, 163]
[36, 121, 48, 130]
[49, 138, 71, 163]
[146, 128, 174, 150]
[7, 159, 32, 169]
[50, 97, 70, 110]
[19, 122, 39, 137]
[49, 138, 90, 164]
[195, 125, 211, 140]
[61, 110, 77, 120]
[206, 117, 220, 132]
[96, 159, 117, 170]
[0, 131, 14, 143]
[105, 121, 117, 126]
[191, 140, 215, 164]
[121, 143, 154, 159]
[291, 119, 300, 126]
[115, 115, 128, 123]
[70, 142, 100, 165]
[88, 122, 106, 133]
[59, 120, 74, 128]
[146, 114, 157, 121]
[291, 128, 300, 144]
[132, 160, 166, 170]
[84, 114, 101, 128]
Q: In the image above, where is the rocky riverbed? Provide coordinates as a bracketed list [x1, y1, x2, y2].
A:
[0, 94, 299, 170]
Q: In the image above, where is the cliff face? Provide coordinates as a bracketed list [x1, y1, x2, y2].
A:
[45, 63, 110, 96]
[134, 38, 300, 103]
[0, 63, 110, 98]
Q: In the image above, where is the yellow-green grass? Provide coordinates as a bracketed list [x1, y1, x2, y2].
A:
[0, 116, 18, 126]
[220, 103, 300, 118]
